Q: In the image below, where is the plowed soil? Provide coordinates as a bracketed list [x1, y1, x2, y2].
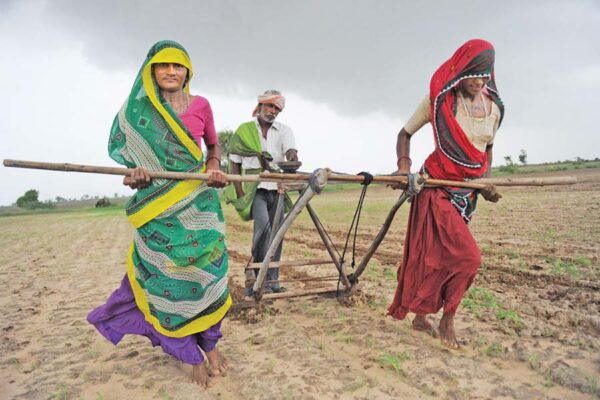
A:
[1, 168, 599, 399]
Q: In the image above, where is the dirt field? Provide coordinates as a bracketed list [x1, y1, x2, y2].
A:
[1, 169, 599, 400]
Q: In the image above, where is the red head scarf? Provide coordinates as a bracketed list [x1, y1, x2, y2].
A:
[423, 39, 505, 181]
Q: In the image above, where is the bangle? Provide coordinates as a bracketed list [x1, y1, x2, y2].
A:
[206, 156, 221, 165]
[397, 156, 412, 167]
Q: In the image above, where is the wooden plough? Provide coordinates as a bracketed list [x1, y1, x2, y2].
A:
[3, 159, 579, 302]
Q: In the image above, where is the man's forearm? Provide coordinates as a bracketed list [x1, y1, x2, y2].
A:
[230, 162, 244, 197]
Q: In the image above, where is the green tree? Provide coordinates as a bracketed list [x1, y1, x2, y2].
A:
[518, 149, 528, 165]
[218, 129, 234, 171]
[16, 189, 54, 209]
[16, 189, 40, 208]
[499, 155, 517, 174]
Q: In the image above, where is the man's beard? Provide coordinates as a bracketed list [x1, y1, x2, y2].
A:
[259, 113, 276, 123]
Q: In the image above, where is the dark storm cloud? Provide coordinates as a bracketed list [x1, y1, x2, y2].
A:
[42, 0, 600, 151]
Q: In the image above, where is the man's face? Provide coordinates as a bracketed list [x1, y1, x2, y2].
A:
[257, 103, 281, 123]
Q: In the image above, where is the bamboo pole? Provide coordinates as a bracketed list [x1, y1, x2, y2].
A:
[245, 258, 333, 270]
[265, 275, 339, 284]
[2, 159, 275, 183]
[260, 286, 341, 300]
[3, 159, 578, 188]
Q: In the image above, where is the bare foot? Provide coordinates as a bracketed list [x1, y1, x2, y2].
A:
[191, 363, 214, 388]
[439, 313, 460, 350]
[206, 348, 228, 377]
[412, 314, 438, 338]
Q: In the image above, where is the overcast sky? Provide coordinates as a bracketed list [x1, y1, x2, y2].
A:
[1, 0, 599, 206]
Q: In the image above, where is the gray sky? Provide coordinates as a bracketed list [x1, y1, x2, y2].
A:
[1, 0, 599, 205]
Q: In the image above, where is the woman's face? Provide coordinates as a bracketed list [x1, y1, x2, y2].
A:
[459, 76, 489, 97]
[154, 62, 188, 92]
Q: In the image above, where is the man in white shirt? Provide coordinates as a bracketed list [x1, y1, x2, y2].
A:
[229, 90, 298, 294]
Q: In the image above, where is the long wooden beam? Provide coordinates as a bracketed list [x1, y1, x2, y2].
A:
[260, 286, 343, 300]
[245, 258, 333, 270]
[3, 159, 579, 189]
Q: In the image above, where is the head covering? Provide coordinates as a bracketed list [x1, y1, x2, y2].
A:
[252, 90, 286, 117]
[109, 40, 201, 170]
[108, 40, 205, 227]
[423, 39, 505, 181]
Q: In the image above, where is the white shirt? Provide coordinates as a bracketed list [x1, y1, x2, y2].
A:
[229, 118, 297, 190]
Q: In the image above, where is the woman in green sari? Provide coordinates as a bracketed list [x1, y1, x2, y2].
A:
[88, 40, 230, 388]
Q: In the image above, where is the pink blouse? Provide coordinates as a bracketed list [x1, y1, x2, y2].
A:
[179, 96, 218, 149]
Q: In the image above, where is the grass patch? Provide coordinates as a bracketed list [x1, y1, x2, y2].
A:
[526, 353, 541, 370]
[573, 255, 592, 268]
[158, 386, 172, 400]
[322, 182, 361, 193]
[461, 287, 498, 316]
[344, 379, 367, 392]
[480, 244, 494, 255]
[49, 384, 70, 400]
[548, 259, 580, 279]
[491, 160, 600, 177]
[366, 259, 381, 279]
[334, 331, 353, 344]
[462, 287, 524, 333]
[542, 377, 554, 388]
[539, 228, 559, 241]
[266, 357, 277, 374]
[365, 336, 376, 348]
[366, 297, 385, 311]
[8, 357, 21, 370]
[383, 267, 396, 281]
[378, 351, 412, 375]
[587, 375, 598, 395]
[484, 342, 506, 358]
[496, 309, 524, 330]
[502, 248, 521, 259]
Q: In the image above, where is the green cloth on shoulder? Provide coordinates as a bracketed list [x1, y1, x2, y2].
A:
[223, 122, 262, 221]
[224, 121, 292, 221]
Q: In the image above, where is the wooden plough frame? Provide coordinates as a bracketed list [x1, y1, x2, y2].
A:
[3, 159, 580, 303]
[247, 168, 412, 302]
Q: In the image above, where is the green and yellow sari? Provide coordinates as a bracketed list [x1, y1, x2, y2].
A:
[108, 40, 230, 338]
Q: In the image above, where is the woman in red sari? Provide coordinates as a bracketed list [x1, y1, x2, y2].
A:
[388, 39, 504, 349]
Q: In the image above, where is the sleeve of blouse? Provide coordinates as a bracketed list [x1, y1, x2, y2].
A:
[202, 101, 219, 146]
[403, 96, 431, 136]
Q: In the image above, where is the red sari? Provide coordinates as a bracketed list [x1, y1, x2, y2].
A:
[388, 39, 504, 319]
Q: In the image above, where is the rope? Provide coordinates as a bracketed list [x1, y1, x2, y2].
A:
[336, 171, 373, 294]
